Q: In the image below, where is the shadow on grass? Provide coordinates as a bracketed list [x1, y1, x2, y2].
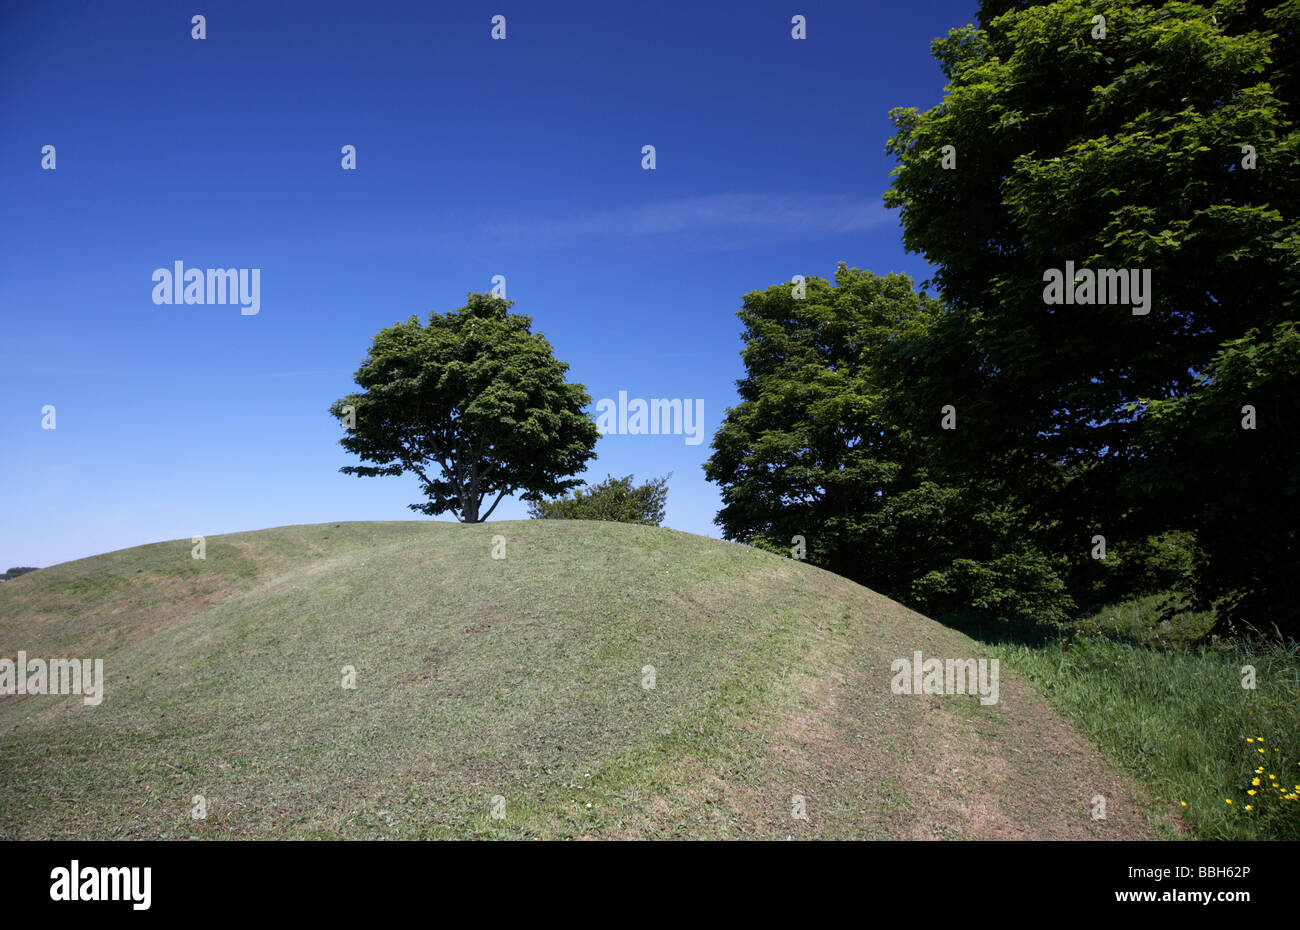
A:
[931, 608, 1189, 651]
[932, 590, 1218, 652]
[932, 610, 1067, 649]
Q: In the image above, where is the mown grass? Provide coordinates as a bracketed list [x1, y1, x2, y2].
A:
[1, 521, 1182, 840]
[0, 520, 957, 840]
[948, 599, 1300, 840]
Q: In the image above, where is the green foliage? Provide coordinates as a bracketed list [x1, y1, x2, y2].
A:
[1078, 529, 1201, 610]
[911, 548, 1073, 624]
[704, 265, 926, 592]
[704, 265, 1074, 620]
[0, 567, 38, 582]
[528, 473, 671, 526]
[1131, 322, 1300, 635]
[883, 0, 1300, 638]
[329, 293, 599, 522]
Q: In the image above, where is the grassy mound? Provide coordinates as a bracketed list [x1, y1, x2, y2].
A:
[0, 521, 1164, 839]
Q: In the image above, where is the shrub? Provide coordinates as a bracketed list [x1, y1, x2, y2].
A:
[528, 474, 670, 526]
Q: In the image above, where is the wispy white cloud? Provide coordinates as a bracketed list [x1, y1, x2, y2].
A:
[482, 192, 891, 251]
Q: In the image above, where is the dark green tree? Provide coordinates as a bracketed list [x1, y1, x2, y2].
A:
[330, 293, 599, 523]
[528, 473, 671, 526]
[704, 265, 1074, 621]
[1131, 322, 1300, 635]
[884, 0, 1300, 636]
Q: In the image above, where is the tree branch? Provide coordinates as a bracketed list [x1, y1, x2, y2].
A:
[479, 485, 513, 522]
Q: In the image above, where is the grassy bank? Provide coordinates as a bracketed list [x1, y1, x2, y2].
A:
[951, 600, 1300, 840]
[0, 520, 1161, 840]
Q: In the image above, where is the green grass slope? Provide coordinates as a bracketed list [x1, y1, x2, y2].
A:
[0, 521, 1170, 839]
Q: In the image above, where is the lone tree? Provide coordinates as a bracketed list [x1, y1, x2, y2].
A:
[330, 293, 599, 522]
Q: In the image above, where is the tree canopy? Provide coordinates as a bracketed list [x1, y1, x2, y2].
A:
[880, 0, 1299, 635]
[330, 293, 599, 523]
[704, 265, 1075, 621]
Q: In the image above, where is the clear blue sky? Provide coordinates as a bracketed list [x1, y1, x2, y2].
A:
[1, 0, 976, 569]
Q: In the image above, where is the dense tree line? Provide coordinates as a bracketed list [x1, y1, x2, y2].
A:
[707, 0, 1298, 639]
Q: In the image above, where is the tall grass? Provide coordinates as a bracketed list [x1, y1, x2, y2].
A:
[951, 600, 1300, 839]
